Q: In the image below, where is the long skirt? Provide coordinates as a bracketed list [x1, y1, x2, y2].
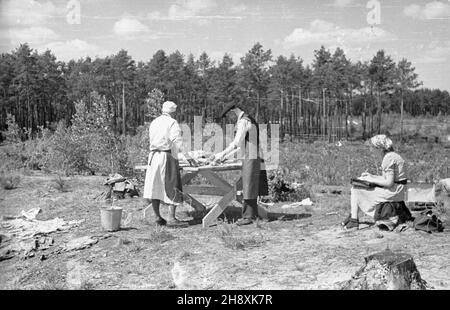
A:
[143, 151, 183, 205]
[351, 184, 406, 218]
[242, 158, 269, 200]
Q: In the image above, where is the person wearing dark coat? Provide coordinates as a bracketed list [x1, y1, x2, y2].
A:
[213, 101, 269, 225]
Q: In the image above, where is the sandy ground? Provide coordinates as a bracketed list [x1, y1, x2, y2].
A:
[1, 172, 449, 290]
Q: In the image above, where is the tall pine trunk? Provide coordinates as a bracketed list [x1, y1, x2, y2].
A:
[377, 90, 382, 134]
[122, 83, 126, 135]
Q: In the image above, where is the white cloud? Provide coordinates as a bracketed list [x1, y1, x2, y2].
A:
[168, 0, 217, 20]
[283, 19, 396, 48]
[0, 0, 61, 27]
[148, 0, 218, 23]
[333, 0, 357, 7]
[416, 42, 450, 64]
[1, 26, 59, 46]
[42, 39, 110, 61]
[310, 20, 336, 32]
[114, 17, 149, 36]
[0, 0, 64, 49]
[147, 11, 163, 20]
[404, 1, 450, 20]
[229, 4, 247, 14]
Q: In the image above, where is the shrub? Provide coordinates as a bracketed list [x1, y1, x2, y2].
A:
[267, 168, 311, 202]
[45, 120, 88, 174]
[0, 173, 20, 190]
[51, 174, 70, 192]
[0, 92, 141, 176]
[41, 92, 128, 175]
[1, 114, 22, 143]
[69, 92, 118, 174]
[123, 125, 149, 172]
[21, 126, 53, 170]
[145, 88, 164, 121]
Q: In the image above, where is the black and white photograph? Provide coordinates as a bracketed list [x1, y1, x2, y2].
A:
[0, 0, 450, 294]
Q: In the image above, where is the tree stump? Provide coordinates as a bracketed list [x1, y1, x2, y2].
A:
[340, 249, 427, 290]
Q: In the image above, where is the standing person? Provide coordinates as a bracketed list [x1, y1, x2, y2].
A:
[143, 101, 194, 227]
[343, 135, 410, 230]
[213, 101, 269, 226]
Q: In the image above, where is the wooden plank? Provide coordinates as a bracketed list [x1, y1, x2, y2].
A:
[137, 162, 242, 172]
[136, 161, 280, 172]
[182, 166, 200, 172]
[202, 190, 236, 227]
[197, 164, 242, 172]
[136, 164, 196, 171]
[182, 165, 242, 172]
[184, 185, 228, 196]
[200, 170, 233, 192]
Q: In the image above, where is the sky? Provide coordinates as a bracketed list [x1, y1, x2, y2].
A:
[0, 0, 449, 91]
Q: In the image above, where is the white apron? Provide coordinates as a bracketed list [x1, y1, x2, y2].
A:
[143, 150, 182, 205]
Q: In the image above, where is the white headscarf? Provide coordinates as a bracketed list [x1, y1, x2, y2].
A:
[162, 101, 177, 114]
[370, 135, 393, 150]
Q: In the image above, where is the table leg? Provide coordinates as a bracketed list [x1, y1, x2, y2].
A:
[180, 171, 206, 213]
[202, 190, 236, 228]
[200, 173, 242, 227]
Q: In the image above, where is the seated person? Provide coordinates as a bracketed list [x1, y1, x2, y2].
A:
[343, 135, 408, 229]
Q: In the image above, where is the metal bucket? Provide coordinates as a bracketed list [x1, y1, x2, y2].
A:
[100, 207, 123, 231]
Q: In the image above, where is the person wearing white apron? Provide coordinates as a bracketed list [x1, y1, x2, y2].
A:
[213, 102, 269, 226]
[143, 101, 194, 227]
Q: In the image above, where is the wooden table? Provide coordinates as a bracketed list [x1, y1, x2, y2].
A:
[135, 162, 268, 227]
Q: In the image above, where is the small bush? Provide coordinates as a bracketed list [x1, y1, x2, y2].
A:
[0, 173, 20, 190]
[1, 114, 22, 143]
[145, 88, 164, 121]
[51, 174, 70, 192]
[268, 168, 311, 202]
[123, 125, 149, 172]
[145, 226, 176, 244]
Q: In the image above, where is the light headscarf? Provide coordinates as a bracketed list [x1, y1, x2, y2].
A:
[370, 135, 393, 151]
[162, 101, 177, 114]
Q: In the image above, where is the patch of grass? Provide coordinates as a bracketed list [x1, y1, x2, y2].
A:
[51, 174, 70, 192]
[0, 173, 20, 190]
[129, 244, 144, 253]
[37, 272, 66, 290]
[20, 167, 33, 176]
[80, 280, 95, 290]
[217, 223, 266, 250]
[177, 250, 193, 260]
[138, 226, 176, 244]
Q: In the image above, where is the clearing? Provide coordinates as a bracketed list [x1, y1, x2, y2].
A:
[0, 172, 449, 290]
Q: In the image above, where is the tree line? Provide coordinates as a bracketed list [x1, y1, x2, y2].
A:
[1, 42, 449, 142]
